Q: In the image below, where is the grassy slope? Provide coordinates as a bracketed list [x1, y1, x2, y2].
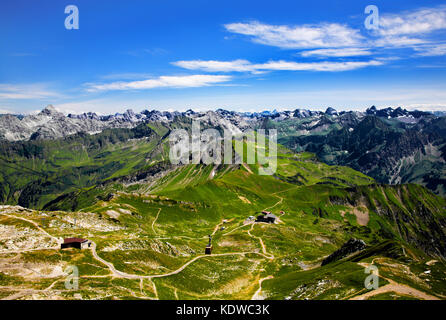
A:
[0, 124, 169, 208]
[1, 130, 445, 299]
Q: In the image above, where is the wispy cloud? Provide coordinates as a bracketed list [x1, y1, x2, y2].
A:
[370, 6, 446, 49]
[413, 43, 446, 56]
[299, 48, 372, 57]
[85, 74, 232, 92]
[224, 5, 446, 59]
[0, 84, 60, 100]
[172, 60, 255, 73]
[258, 60, 382, 71]
[173, 59, 383, 73]
[378, 6, 446, 37]
[224, 21, 363, 49]
[372, 36, 426, 48]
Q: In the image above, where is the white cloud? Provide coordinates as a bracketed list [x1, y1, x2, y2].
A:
[413, 43, 446, 56]
[258, 60, 383, 72]
[0, 84, 60, 100]
[223, 6, 446, 56]
[173, 60, 254, 73]
[300, 48, 372, 57]
[173, 59, 383, 73]
[224, 21, 363, 49]
[373, 36, 426, 48]
[86, 74, 232, 92]
[378, 6, 446, 37]
[372, 6, 446, 49]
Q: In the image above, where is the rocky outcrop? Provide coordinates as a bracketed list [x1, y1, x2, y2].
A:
[0, 105, 143, 141]
[321, 238, 366, 266]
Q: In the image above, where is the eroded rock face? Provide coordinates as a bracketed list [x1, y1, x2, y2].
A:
[321, 238, 366, 266]
[0, 105, 144, 141]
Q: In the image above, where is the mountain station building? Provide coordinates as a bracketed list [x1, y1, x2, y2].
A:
[61, 238, 90, 249]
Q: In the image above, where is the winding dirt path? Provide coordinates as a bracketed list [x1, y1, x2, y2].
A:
[1, 279, 64, 300]
[247, 224, 274, 260]
[350, 282, 440, 300]
[1, 199, 285, 300]
[222, 222, 252, 236]
[0, 213, 60, 244]
[263, 196, 283, 212]
[0, 246, 60, 254]
[149, 252, 271, 279]
[1, 211, 275, 299]
[90, 240, 272, 281]
[90, 242, 139, 279]
[261, 185, 298, 212]
[151, 208, 162, 235]
[150, 279, 159, 299]
[212, 218, 234, 236]
[251, 275, 274, 300]
[242, 163, 253, 174]
[351, 261, 440, 300]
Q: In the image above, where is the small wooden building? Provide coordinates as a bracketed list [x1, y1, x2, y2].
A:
[61, 238, 89, 249]
[256, 212, 277, 223]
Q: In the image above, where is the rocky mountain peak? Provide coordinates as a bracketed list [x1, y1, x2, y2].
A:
[325, 107, 338, 116]
[40, 105, 62, 116]
[0, 104, 440, 142]
[366, 106, 377, 114]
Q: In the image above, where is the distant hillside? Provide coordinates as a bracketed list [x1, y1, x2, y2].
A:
[1, 105, 445, 195]
[261, 108, 446, 195]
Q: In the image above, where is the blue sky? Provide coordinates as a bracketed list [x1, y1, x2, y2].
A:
[1, 0, 446, 114]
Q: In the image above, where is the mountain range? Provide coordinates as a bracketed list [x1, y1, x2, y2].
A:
[0, 105, 446, 300]
[0, 105, 437, 141]
[1, 105, 445, 195]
